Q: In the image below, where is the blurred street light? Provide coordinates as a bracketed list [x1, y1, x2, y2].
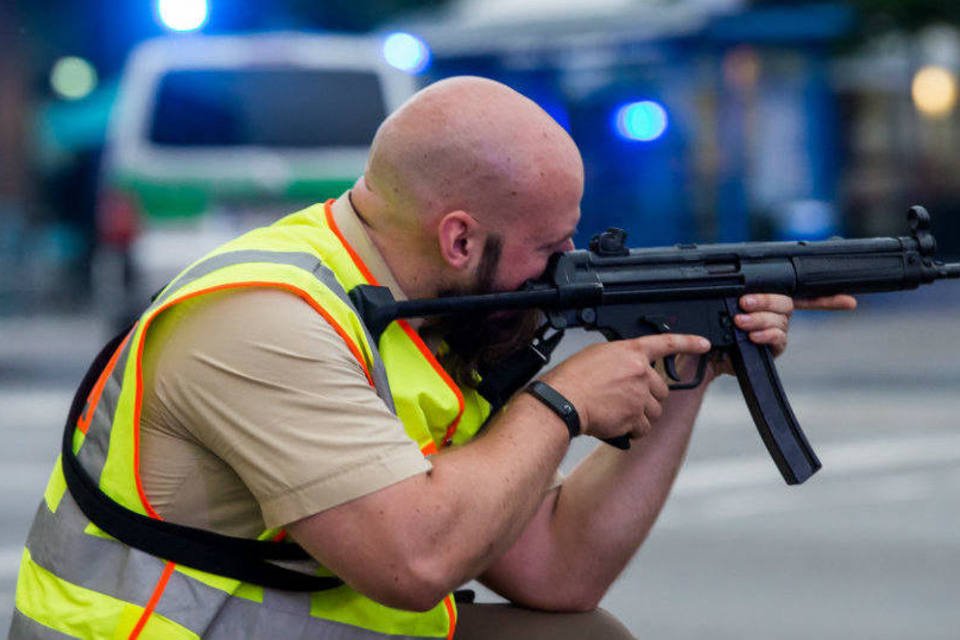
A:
[156, 0, 209, 32]
[613, 100, 669, 142]
[912, 65, 958, 119]
[382, 32, 431, 74]
[50, 57, 98, 101]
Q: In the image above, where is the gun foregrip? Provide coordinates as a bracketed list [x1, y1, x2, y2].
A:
[725, 311, 821, 485]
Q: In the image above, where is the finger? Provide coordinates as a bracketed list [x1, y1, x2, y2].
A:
[630, 413, 652, 439]
[644, 397, 664, 423]
[794, 294, 858, 311]
[634, 333, 711, 362]
[734, 311, 789, 333]
[748, 327, 788, 354]
[740, 293, 794, 315]
[649, 370, 669, 401]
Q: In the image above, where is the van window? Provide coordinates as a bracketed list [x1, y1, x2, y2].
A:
[149, 68, 387, 148]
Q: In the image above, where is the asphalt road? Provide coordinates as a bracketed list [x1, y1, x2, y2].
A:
[2, 286, 959, 638]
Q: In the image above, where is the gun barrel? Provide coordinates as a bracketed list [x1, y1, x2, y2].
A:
[939, 262, 960, 279]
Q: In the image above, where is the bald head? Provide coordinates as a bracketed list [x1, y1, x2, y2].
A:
[349, 76, 583, 299]
[358, 76, 583, 231]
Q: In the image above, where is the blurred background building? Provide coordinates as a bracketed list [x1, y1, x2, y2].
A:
[3, 0, 960, 315]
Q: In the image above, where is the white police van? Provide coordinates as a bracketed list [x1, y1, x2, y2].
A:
[96, 32, 417, 327]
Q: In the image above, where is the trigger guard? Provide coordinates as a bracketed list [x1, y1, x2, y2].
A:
[666, 354, 709, 391]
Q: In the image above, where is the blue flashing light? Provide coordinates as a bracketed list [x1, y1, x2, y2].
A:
[780, 200, 838, 240]
[156, 0, 209, 32]
[383, 33, 431, 74]
[614, 101, 669, 142]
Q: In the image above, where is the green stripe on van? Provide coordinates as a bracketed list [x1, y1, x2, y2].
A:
[114, 175, 356, 220]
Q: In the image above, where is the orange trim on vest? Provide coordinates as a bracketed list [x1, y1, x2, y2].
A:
[77, 332, 132, 435]
[131, 281, 378, 519]
[128, 560, 176, 639]
[443, 594, 457, 640]
[324, 200, 378, 284]
[324, 200, 466, 447]
[396, 320, 465, 446]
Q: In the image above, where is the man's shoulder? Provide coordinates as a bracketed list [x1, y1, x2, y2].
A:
[142, 286, 363, 395]
[161, 287, 339, 344]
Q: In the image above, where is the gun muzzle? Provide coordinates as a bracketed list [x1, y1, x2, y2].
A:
[937, 262, 960, 279]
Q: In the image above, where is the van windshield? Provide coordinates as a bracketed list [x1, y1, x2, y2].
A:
[149, 68, 388, 148]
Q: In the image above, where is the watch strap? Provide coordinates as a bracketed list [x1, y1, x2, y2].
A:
[524, 380, 581, 440]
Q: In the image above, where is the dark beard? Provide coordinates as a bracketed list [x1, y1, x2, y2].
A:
[428, 235, 544, 388]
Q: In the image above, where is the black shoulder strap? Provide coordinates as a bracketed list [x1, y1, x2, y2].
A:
[60, 324, 343, 592]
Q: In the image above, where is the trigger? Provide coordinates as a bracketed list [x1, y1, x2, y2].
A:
[664, 355, 682, 382]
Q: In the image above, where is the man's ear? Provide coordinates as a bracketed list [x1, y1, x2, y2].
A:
[436, 210, 482, 270]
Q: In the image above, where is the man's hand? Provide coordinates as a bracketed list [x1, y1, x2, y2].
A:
[693, 293, 859, 378]
[539, 333, 711, 443]
[731, 293, 857, 358]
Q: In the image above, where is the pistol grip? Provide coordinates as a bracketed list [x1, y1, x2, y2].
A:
[724, 301, 821, 484]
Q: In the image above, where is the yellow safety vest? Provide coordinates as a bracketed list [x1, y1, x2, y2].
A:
[12, 201, 492, 640]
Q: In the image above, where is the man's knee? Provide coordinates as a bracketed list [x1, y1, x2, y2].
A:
[455, 603, 635, 640]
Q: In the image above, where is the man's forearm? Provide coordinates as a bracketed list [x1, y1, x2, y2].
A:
[289, 391, 573, 610]
[482, 380, 711, 610]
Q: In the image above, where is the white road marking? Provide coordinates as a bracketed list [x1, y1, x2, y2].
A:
[0, 390, 72, 430]
[0, 547, 21, 580]
[674, 433, 960, 497]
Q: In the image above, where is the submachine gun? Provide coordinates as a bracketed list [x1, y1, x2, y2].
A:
[351, 206, 960, 486]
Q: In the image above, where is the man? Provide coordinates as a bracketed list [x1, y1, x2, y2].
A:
[12, 76, 854, 639]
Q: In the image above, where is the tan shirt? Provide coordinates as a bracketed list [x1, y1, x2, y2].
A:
[139, 195, 432, 536]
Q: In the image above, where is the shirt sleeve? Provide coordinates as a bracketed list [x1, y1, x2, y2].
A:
[146, 287, 432, 529]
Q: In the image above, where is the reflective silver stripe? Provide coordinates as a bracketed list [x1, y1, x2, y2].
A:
[148, 249, 394, 412]
[25, 493, 229, 633]
[8, 609, 78, 640]
[23, 493, 432, 639]
[260, 588, 311, 616]
[308, 259, 395, 413]
[151, 250, 328, 309]
[76, 341, 131, 484]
